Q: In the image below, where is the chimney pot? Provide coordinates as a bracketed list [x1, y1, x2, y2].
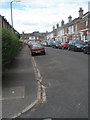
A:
[56, 23, 59, 28]
[79, 7, 83, 18]
[53, 25, 55, 30]
[68, 15, 72, 23]
[61, 20, 64, 26]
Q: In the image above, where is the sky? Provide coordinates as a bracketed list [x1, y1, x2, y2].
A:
[0, 0, 89, 33]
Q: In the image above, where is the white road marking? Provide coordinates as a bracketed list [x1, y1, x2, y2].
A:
[1, 86, 25, 100]
[43, 118, 52, 120]
[31, 56, 46, 103]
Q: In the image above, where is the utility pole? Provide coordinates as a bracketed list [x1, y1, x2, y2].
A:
[88, 1, 90, 41]
[11, 1, 13, 33]
[10, 0, 20, 33]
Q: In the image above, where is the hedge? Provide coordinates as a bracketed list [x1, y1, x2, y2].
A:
[2, 29, 20, 71]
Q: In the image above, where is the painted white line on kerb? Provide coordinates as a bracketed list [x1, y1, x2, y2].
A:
[31, 56, 46, 103]
[31, 57, 42, 83]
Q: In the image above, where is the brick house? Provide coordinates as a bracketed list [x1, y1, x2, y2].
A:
[79, 11, 89, 42]
[50, 8, 90, 43]
[20, 31, 48, 42]
[46, 31, 53, 40]
[20, 32, 29, 42]
[0, 15, 19, 34]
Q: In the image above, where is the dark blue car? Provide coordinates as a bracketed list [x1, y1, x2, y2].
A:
[68, 40, 85, 52]
[83, 42, 90, 54]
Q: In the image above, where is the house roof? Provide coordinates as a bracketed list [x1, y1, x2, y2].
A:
[0, 14, 19, 34]
[52, 11, 89, 32]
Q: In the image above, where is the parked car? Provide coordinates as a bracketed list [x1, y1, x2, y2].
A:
[27, 41, 31, 48]
[52, 40, 56, 48]
[68, 40, 85, 52]
[47, 39, 54, 47]
[31, 43, 45, 56]
[83, 42, 90, 54]
[59, 42, 68, 49]
[27, 40, 36, 48]
[41, 41, 48, 46]
[52, 39, 61, 48]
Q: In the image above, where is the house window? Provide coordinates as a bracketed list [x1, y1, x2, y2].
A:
[67, 28, 68, 33]
[72, 26, 73, 33]
[70, 26, 72, 33]
[65, 37, 66, 42]
[69, 27, 71, 34]
[75, 24, 77, 33]
[68, 27, 70, 34]
[29, 37, 32, 40]
[85, 35, 87, 40]
[62, 29, 64, 35]
[85, 20, 88, 28]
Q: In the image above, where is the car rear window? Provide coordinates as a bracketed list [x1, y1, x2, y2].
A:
[33, 44, 42, 48]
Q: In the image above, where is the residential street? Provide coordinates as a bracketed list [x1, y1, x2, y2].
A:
[1, 1, 90, 119]
[18, 47, 88, 118]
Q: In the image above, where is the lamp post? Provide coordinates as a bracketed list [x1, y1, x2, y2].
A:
[10, 0, 20, 33]
[11, 1, 13, 33]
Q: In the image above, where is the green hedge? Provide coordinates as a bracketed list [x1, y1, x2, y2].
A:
[2, 29, 20, 71]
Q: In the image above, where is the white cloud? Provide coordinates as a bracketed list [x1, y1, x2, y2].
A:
[0, 0, 5, 2]
[0, 0, 88, 33]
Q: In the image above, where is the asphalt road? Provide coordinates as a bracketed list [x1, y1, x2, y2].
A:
[19, 47, 88, 118]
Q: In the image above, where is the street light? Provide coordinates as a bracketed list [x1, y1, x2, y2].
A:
[10, 0, 21, 33]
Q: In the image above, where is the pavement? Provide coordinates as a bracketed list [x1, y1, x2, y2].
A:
[2, 45, 41, 118]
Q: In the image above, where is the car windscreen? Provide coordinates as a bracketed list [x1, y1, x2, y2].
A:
[88, 42, 90, 45]
[61, 42, 64, 44]
[32, 44, 42, 48]
[75, 42, 85, 46]
[55, 40, 61, 44]
[76, 41, 85, 45]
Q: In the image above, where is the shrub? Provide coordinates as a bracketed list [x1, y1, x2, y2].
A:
[2, 29, 20, 71]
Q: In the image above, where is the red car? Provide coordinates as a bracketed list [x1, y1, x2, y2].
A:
[59, 42, 68, 49]
[31, 44, 45, 56]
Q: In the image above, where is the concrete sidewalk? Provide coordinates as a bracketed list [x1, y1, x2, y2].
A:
[2, 46, 39, 118]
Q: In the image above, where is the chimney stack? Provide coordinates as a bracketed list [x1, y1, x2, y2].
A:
[56, 23, 59, 28]
[61, 20, 64, 26]
[53, 25, 55, 30]
[79, 7, 83, 19]
[68, 15, 72, 23]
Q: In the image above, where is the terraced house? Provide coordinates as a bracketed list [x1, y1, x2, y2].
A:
[20, 31, 48, 42]
[48, 7, 90, 43]
[0, 15, 19, 34]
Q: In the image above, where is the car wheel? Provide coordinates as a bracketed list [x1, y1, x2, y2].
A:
[83, 48, 87, 54]
[68, 47, 70, 51]
[31, 52, 34, 56]
[62, 47, 64, 50]
[43, 52, 46, 55]
[42, 51, 45, 55]
[74, 47, 77, 52]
